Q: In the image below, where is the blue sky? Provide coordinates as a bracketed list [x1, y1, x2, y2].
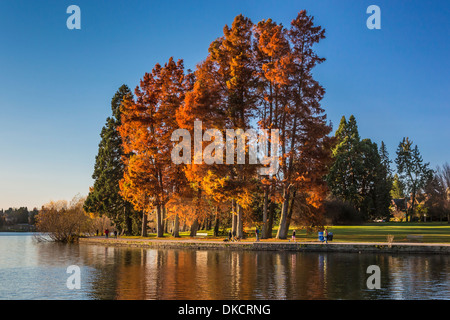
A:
[0, 0, 449, 210]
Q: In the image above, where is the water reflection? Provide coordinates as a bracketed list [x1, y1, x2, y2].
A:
[78, 245, 450, 300]
[1, 233, 449, 300]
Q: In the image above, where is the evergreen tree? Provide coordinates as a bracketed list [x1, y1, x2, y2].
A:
[423, 171, 446, 221]
[84, 85, 141, 235]
[391, 174, 406, 199]
[327, 115, 364, 209]
[374, 141, 393, 219]
[379, 141, 392, 176]
[395, 137, 433, 221]
[327, 116, 392, 220]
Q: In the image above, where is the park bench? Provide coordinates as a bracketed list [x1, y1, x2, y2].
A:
[406, 235, 423, 242]
[196, 232, 208, 238]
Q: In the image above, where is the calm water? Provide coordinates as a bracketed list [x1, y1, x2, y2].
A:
[1, 233, 449, 300]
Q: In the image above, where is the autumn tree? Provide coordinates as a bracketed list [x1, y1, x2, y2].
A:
[176, 15, 260, 239]
[272, 11, 333, 239]
[176, 12, 333, 239]
[84, 85, 141, 235]
[253, 18, 290, 238]
[209, 14, 260, 239]
[119, 58, 193, 237]
[118, 11, 333, 239]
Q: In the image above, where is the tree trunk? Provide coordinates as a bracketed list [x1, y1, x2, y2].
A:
[156, 205, 164, 237]
[286, 190, 297, 229]
[262, 186, 269, 239]
[213, 208, 220, 237]
[237, 204, 244, 239]
[163, 205, 168, 234]
[231, 199, 237, 236]
[141, 211, 148, 237]
[276, 187, 290, 239]
[266, 202, 275, 238]
[190, 219, 199, 237]
[172, 214, 180, 237]
[125, 206, 133, 236]
[207, 218, 212, 230]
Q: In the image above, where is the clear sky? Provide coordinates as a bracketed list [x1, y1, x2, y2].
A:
[0, 0, 449, 210]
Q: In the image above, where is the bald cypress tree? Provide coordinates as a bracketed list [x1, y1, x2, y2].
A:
[84, 85, 141, 235]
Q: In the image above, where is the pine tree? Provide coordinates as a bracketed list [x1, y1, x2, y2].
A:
[327, 116, 391, 220]
[375, 141, 393, 220]
[84, 85, 141, 235]
[391, 174, 406, 199]
[395, 137, 432, 221]
[327, 115, 364, 209]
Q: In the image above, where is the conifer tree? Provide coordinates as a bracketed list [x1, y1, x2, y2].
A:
[327, 115, 364, 210]
[119, 58, 193, 237]
[327, 116, 391, 220]
[395, 137, 432, 221]
[391, 174, 406, 199]
[275, 11, 332, 239]
[84, 85, 141, 235]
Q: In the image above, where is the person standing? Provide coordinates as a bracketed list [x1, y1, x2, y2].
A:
[255, 228, 260, 242]
[324, 228, 328, 244]
[292, 229, 296, 242]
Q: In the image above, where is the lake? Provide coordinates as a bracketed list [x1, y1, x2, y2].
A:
[1, 233, 449, 300]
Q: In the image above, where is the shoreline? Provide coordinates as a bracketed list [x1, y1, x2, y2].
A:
[79, 237, 450, 255]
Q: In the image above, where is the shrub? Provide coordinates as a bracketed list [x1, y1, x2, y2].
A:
[323, 198, 363, 225]
[35, 195, 94, 243]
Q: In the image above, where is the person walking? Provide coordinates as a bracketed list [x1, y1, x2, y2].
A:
[105, 229, 109, 239]
[255, 228, 260, 242]
[324, 228, 328, 244]
[292, 229, 296, 242]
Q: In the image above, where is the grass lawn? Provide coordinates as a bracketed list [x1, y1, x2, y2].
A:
[117, 222, 450, 244]
[292, 223, 450, 244]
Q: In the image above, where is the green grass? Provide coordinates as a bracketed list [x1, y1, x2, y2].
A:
[286, 222, 450, 243]
[116, 222, 450, 244]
